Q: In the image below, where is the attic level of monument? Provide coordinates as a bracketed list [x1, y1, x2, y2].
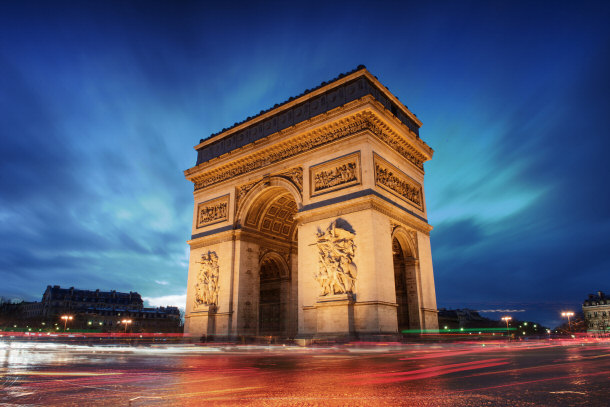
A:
[183, 67, 439, 341]
[190, 66, 431, 167]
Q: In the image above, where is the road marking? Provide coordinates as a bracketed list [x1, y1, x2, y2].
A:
[457, 370, 610, 392]
[1, 371, 122, 376]
[549, 391, 586, 395]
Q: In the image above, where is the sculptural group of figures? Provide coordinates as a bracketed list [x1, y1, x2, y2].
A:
[375, 165, 422, 205]
[314, 162, 358, 191]
[315, 221, 357, 296]
[194, 252, 220, 307]
[199, 202, 227, 225]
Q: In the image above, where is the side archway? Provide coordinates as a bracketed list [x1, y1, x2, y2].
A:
[391, 227, 422, 332]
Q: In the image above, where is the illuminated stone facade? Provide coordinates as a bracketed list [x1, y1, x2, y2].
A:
[583, 291, 610, 333]
[184, 66, 439, 340]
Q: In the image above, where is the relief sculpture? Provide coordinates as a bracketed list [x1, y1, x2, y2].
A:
[194, 251, 219, 307]
[196, 195, 229, 228]
[315, 220, 357, 296]
[314, 162, 358, 192]
[192, 113, 426, 191]
[310, 152, 361, 197]
[374, 155, 423, 211]
[279, 167, 303, 191]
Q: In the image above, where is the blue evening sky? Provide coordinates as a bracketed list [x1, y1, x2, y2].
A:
[1, 1, 609, 327]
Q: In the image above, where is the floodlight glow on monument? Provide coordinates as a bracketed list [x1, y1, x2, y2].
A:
[183, 66, 439, 340]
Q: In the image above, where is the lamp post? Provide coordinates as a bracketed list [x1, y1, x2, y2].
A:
[561, 311, 574, 332]
[121, 319, 132, 333]
[60, 315, 73, 332]
[501, 316, 512, 338]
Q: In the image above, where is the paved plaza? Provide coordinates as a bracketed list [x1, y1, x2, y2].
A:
[1, 339, 609, 406]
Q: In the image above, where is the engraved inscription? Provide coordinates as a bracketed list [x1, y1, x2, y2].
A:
[196, 195, 229, 228]
[374, 154, 423, 211]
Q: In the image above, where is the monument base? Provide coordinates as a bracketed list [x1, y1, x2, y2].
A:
[185, 304, 216, 340]
[314, 293, 355, 337]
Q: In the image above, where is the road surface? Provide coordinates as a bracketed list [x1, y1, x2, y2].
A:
[1, 339, 609, 406]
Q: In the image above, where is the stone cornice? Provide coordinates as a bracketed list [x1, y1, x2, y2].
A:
[294, 193, 433, 234]
[187, 229, 235, 249]
[354, 301, 398, 308]
[185, 98, 433, 191]
[187, 227, 299, 251]
[235, 228, 297, 250]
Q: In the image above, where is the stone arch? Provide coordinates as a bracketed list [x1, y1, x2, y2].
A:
[258, 251, 291, 336]
[259, 250, 290, 279]
[235, 176, 302, 231]
[391, 226, 422, 331]
[391, 226, 418, 260]
[236, 178, 300, 338]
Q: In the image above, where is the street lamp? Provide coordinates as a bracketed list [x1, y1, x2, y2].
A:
[501, 316, 512, 338]
[60, 315, 73, 331]
[121, 319, 132, 333]
[561, 311, 574, 332]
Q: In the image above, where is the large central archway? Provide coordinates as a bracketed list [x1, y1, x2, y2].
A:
[238, 181, 300, 338]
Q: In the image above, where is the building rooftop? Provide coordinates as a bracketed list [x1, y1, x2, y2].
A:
[193, 65, 426, 166]
[583, 291, 608, 305]
[43, 285, 143, 303]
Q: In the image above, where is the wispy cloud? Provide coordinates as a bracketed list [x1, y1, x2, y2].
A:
[143, 293, 186, 310]
[478, 310, 526, 313]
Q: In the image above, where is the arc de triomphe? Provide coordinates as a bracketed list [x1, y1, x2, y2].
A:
[184, 66, 438, 340]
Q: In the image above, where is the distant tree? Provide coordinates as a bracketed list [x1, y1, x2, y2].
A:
[553, 312, 585, 333]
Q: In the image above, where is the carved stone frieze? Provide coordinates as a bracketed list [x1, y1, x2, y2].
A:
[191, 111, 426, 191]
[374, 154, 424, 211]
[310, 152, 361, 197]
[235, 180, 259, 216]
[196, 195, 229, 228]
[315, 220, 357, 296]
[278, 167, 303, 191]
[390, 221, 399, 232]
[194, 251, 220, 308]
